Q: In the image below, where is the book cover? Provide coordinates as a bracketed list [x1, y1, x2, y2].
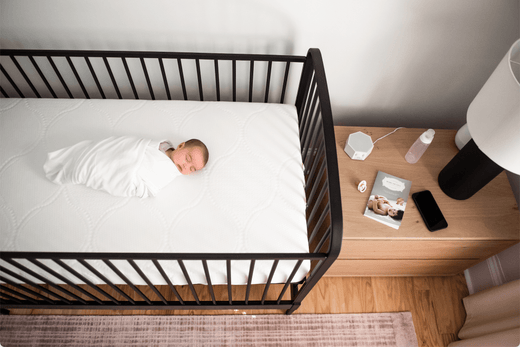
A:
[363, 171, 412, 229]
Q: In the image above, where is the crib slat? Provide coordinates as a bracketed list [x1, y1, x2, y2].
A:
[84, 57, 106, 99]
[264, 60, 272, 103]
[53, 259, 120, 305]
[29, 56, 57, 98]
[306, 148, 326, 194]
[232, 59, 237, 101]
[245, 260, 255, 305]
[249, 60, 254, 102]
[303, 117, 324, 164]
[307, 178, 328, 228]
[128, 260, 166, 304]
[77, 259, 135, 304]
[309, 203, 330, 244]
[0, 86, 8, 98]
[298, 72, 316, 129]
[300, 99, 321, 160]
[177, 59, 188, 100]
[10, 56, 40, 98]
[152, 260, 184, 304]
[140, 57, 155, 100]
[177, 260, 200, 305]
[66, 56, 89, 99]
[27, 259, 101, 305]
[301, 103, 321, 165]
[195, 58, 204, 101]
[276, 259, 303, 304]
[0, 278, 51, 304]
[0, 265, 71, 303]
[3, 259, 85, 303]
[47, 56, 73, 98]
[201, 260, 216, 305]
[299, 81, 319, 144]
[0, 63, 24, 97]
[158, 58, 171, 100]
[280, 61, 291, 103]
[261, 260, 279, 304]
[226, 260, 232, 305]
[308, 259, 325, 279]
[122, 58, 139, 99]
[102, 259, 151, 305]
[313, 226, 332, 253]
[306, 158, 327, 203]
[305, 141, 325, 182]
[103, 57, 122, 99]
[0, 290, 24, 304]
[304, 127, 324, 176]
[214, 59, 221, 101]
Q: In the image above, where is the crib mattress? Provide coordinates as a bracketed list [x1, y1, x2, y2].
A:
[0, 98, 309, 286]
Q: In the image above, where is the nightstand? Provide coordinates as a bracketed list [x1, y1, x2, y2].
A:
[327, 126, 520, 276]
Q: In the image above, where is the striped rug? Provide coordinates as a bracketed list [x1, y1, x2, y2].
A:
[0, 312, 418, 347]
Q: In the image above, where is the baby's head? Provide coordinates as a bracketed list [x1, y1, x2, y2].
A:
[170, 139, 209, 175]
[388, 208, 399, 217]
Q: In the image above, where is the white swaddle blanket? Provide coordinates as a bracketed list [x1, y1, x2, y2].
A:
[43, 136, 181, 198]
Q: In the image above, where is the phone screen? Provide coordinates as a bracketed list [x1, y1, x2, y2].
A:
[412, 190, 448, 231]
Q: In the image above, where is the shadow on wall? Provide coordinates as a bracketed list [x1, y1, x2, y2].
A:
[0, 0, 300, 103]
[0, 0, 296, 55]
[329, 2, 518, 131]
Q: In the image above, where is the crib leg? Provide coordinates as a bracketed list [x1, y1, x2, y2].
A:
[1, 308, 10, 315]
[285, 303, 300, 315]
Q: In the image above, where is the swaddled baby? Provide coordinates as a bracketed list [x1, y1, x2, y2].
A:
[44, 136, 209, 198]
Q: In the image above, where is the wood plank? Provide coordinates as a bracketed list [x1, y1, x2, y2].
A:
[412, 288, 444, 347]
[339, 240, 518, 260]
[326, 259, 478, 276]
[300, 277, 375, 314]
[371, 277, 415, 312]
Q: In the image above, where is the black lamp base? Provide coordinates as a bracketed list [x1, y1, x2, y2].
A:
[438, 139, 504, 200]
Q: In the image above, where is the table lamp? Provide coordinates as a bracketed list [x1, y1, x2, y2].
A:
[438, 39, 520, 200]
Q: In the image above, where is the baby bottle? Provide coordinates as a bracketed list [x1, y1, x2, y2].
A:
[405, 129, 435, 164]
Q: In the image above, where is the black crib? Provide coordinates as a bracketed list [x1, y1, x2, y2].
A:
[0, 48, 342, 315]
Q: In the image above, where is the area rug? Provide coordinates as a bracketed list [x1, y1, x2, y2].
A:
[0, 312, 418, 347]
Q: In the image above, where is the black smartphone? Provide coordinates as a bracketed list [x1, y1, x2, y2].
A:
[412, 190, 448, 232]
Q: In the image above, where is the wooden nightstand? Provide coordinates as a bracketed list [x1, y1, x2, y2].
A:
[327, 126, 520, 276]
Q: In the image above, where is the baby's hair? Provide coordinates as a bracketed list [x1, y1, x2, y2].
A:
[185, 139, 209, 166]
[390, 210, 404, 220]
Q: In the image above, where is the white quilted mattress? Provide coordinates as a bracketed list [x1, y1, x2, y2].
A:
[0, 98, 309, 286]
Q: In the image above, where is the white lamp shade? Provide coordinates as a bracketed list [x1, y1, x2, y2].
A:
[467, 39, 520, 175]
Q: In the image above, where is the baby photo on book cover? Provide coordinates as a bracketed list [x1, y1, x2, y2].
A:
[364, 171, 412, 230]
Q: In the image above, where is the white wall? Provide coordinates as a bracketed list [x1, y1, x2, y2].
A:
[1, 0, 518, 129]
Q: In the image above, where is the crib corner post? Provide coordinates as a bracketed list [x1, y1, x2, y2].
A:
[285, 303, 300, 315]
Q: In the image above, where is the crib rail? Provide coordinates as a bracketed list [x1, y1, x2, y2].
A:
[0, 252, 325, 314]
[0, 48, 342, 315]
[0, 49, 305, 103]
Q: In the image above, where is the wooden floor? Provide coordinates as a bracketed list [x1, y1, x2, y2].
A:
[301, 275, 469, 347]
[5, 274, 469, 347]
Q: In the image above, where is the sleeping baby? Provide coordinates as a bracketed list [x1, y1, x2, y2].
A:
[44, 136, 209, 198]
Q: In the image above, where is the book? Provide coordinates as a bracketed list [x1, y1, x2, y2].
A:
[363, 171, 412, 229]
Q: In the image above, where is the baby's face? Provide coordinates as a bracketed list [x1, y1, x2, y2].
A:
[170, 143, 205, 175]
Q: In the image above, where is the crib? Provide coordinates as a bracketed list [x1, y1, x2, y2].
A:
[0, 48, 342, 315]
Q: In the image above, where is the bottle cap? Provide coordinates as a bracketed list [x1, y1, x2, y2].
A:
[420, 129, 435, 144]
